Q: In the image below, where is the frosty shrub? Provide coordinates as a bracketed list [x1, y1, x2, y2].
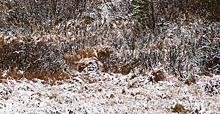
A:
[0, 41, 70, 80]
[0, 0, 219, 82]
[0, 0, 91, 36]
[205, 78, 220, 95]
[195, 34, 220, 75]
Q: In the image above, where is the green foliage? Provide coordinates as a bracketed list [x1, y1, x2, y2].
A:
[131, 0, 149, 22]
[198, 0, 220, 21]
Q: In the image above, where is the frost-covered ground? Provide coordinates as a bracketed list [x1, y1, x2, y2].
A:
[0, 72, 219, 113]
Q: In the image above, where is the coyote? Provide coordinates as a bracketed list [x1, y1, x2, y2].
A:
[60, 53, 82, 71]
[60, 54, 81, 64]
[60, 49, 97, 72]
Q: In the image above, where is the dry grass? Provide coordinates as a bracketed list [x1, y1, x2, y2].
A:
[0, 39, 71, 82]
[150, 70, 166, 83]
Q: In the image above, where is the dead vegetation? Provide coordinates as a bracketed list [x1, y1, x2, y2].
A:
[0, 0, 219, 96]
[149, 70, 166, 83]
[0, 40, 70, 81]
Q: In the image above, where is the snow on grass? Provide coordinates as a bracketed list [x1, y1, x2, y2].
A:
[0, 72, 219, 113]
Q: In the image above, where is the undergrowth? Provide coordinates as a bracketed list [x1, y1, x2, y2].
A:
[0, 0, 219, 93]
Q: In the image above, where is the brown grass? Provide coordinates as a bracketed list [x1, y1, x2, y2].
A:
[0, 69, 71, 83]
[0, 39, 71, 82]
[150, 70, 166, 83]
